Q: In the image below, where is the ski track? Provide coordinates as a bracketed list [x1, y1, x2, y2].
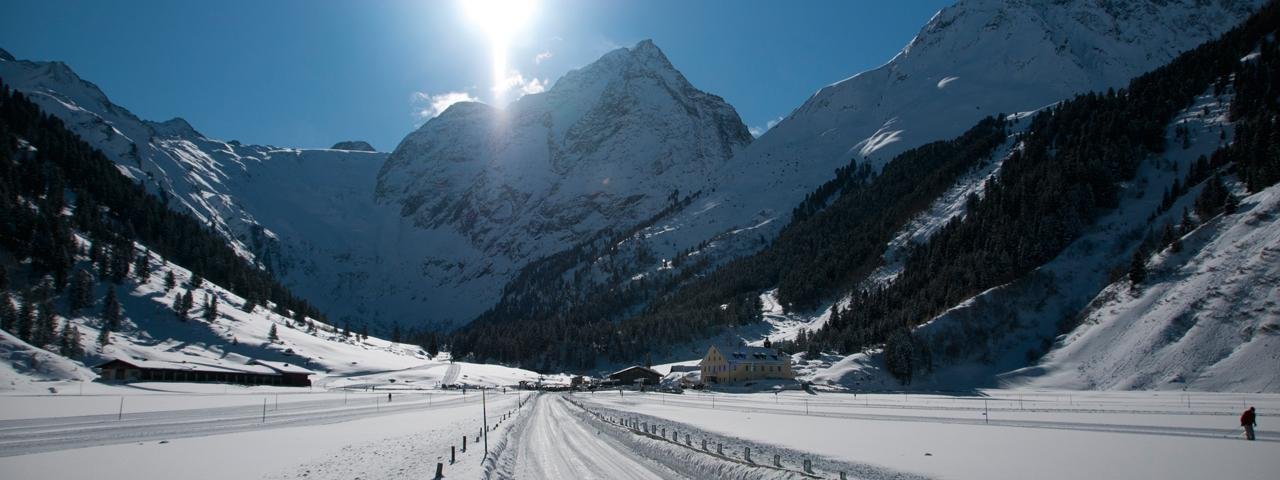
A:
[0, 392, 479, 457]
[489, 394, 691, 480]
[442, 363, 462, 386]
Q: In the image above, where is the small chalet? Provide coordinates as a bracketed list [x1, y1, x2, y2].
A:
[606, 365, 663, 386]
[95, 358, 313, 386]
[699, 343, 792, 384]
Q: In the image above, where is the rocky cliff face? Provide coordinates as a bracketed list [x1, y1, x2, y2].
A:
[374, 39, 752, 317]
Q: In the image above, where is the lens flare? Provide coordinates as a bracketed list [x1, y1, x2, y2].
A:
[460, 0, 537, 105]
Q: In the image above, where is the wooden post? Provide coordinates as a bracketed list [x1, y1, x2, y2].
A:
[482, 388, 489, 457]
[118, 397, 124, 421]
[773, 454, 781, 467]
[803, 459, 813, 474]
[435, 462, 443, 479]
[462, 435, 467, 452]
[262, 397, 267, 423]
[744, 447, 752, 463]
[451, 446, 455, 463]
[716, 443, 723, 455]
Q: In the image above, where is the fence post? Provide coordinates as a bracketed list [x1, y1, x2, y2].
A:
[744, 447, 752, 463]
[803, 459, 813, 474]
[451, 446, 455, 463]
[773, 454, 781, 467]
[841, 471, 847, 480]
[702, 439, 707, 451]
[435, 462, 443, 479]
[717, 443, 723, 455]
[463, 435, 467, 452]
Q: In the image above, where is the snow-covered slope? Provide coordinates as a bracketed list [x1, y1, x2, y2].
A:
[375, 39, 752, 318]
[1, 232, 544, 393]
[809, 83, 1279, 393]
[606, 0, 1262, 292]
[1019, 183, 1280, 392]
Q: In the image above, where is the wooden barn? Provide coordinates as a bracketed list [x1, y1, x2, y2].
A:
[606, 365, 663, 386]
[95, 358, 313, 386]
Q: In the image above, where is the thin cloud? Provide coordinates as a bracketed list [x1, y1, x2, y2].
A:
[412, 90, 479, 120]
[494, 71, 549, 98]
[750, 116, 785, 138]
[534, 51, 553, 64]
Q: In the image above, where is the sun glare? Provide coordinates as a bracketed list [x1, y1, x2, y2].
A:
[461, 0, 537, 105]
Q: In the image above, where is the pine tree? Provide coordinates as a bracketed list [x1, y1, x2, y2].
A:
[102, 289, 121, 331]
[190, 274, 203, 289]
[0, 293, 17, 332]
[58, 321, 83, 358]
[133, 252, 150, 281]
[164, 271, 176, 291]
[242, 298, 256, 313]
[96, 325, 111, 347]
[69, 269, 95, 312]
[203, 295, 218, 323]
[33, 301, 57, 347]
[268, 323, 279, 343]
[1129, 247, 1148, 286]
[178, 290, 194, 320]
[391, 323, 403, 343]
[427, 332, 440, 358]
[16, 298, 34, 342]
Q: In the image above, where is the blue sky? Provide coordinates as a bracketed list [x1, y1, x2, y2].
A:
[0, 0, 952, 151]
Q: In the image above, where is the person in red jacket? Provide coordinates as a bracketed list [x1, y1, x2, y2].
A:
[1241, 406, 1257, 441]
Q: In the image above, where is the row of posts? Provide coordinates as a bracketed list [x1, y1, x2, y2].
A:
[436, 392, 524, 479]
[596, 410, 837, 478]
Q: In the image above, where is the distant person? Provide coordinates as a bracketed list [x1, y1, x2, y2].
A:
[1241, 406, 1257, 440]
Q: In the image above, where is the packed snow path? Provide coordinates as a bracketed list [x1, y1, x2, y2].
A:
[490, 394, 692, 480]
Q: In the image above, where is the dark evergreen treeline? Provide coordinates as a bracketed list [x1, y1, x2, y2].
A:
[817, 1, 1280, 381]
[0, 79, 326, 324]
[451, 115, 1008, 370]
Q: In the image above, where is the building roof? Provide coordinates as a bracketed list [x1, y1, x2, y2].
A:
[707, 344, 789, 365]
[607, 365, 662, 378]
[251, 360, 314, 375]
[95, 358, 286, 375]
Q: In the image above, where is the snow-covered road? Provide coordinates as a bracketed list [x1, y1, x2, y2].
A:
[489, 394, 691, 479]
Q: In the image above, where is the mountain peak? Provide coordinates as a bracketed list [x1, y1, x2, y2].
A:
[151, 117, 202, 139]
[330, 140, 376, 152]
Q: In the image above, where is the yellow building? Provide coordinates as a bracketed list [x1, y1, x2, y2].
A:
[699, 344, 793, 384]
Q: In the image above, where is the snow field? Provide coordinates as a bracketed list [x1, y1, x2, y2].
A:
[0, 387, 532, 480]
[579, 389, 1280, 480]
[567, 393, 926, 480]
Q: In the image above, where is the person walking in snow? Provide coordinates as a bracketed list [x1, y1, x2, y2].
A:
[1241, 406, 1257, 440]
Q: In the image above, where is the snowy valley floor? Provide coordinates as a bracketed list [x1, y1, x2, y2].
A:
[1, 385, 1278, 479]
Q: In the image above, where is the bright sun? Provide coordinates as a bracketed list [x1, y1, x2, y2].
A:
[461, 0, 537, 104]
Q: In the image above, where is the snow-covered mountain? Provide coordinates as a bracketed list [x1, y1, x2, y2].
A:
[376, 39, 751, 306]
[0, 48, 412, 327]
[0, 40, 752, 328]
[604, 0, 1263, 285]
